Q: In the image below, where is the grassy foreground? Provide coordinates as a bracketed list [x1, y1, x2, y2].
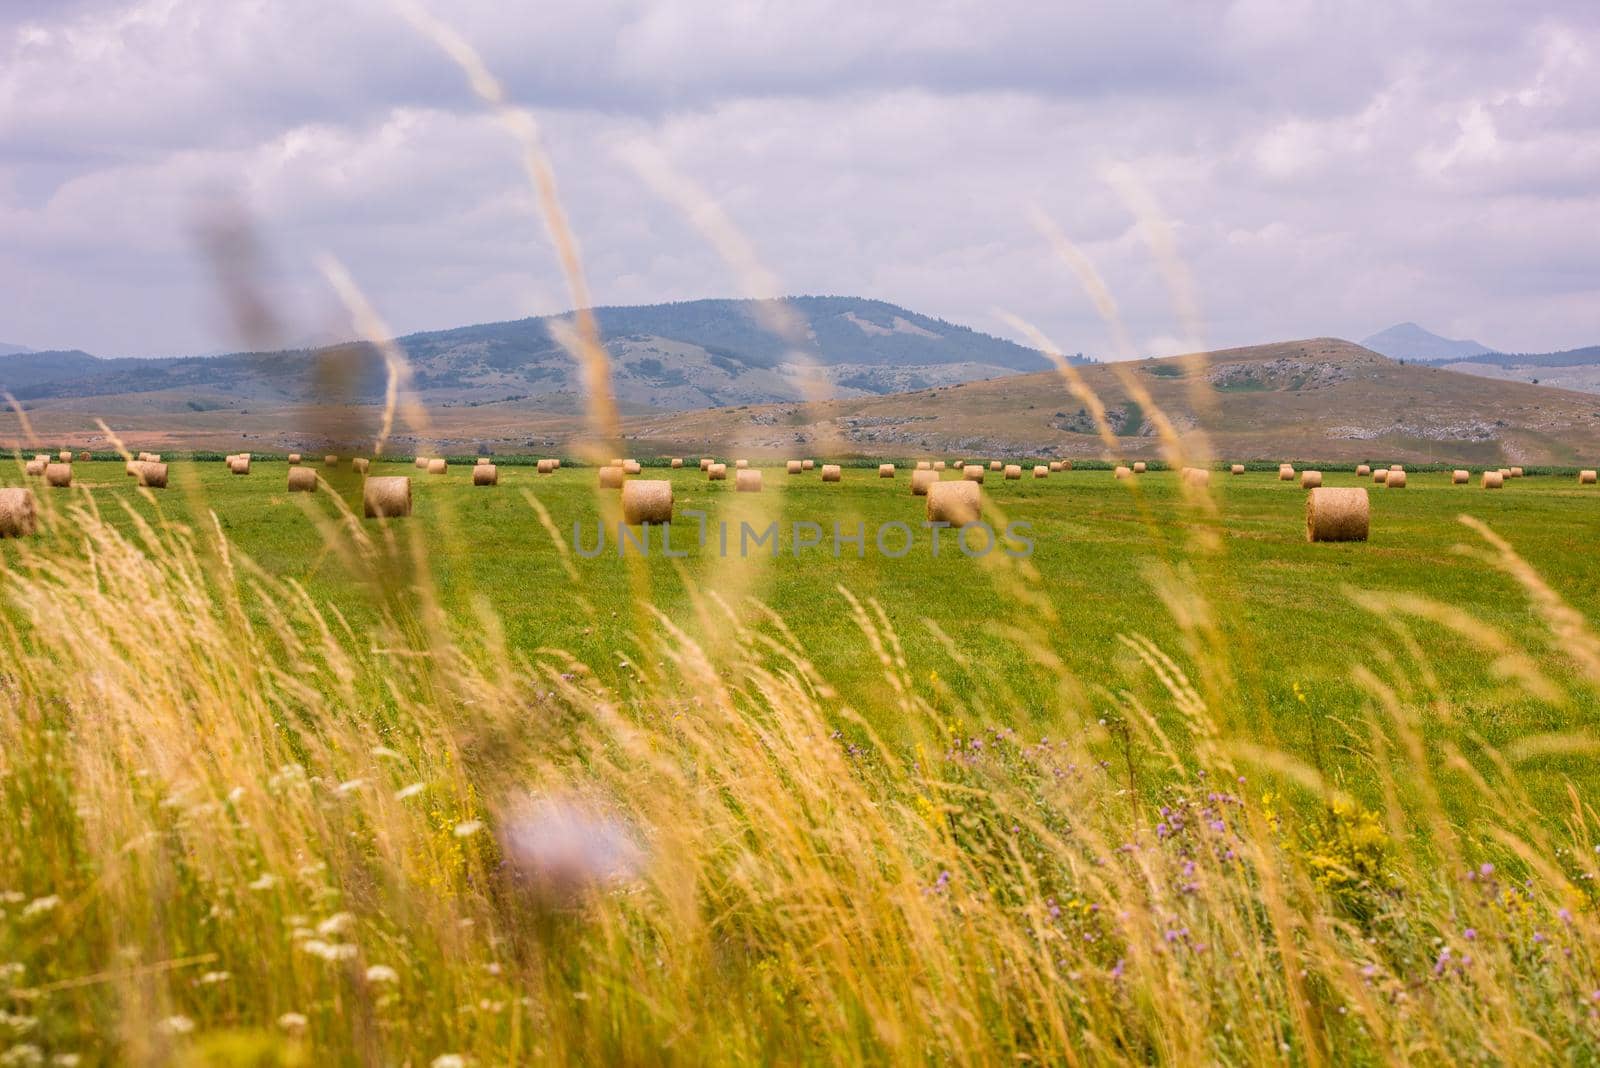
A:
[2, 458, 1600, 1064]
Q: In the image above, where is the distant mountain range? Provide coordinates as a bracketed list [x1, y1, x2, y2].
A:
[1361, 322, 1490, 361]
[0, 297, 1069, 413]
[0, 342, 32, 356]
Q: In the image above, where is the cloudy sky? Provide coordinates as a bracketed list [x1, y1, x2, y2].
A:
[2, 0, 1597, 359]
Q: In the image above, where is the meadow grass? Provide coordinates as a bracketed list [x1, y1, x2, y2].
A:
[1, 459, 1599, 1064]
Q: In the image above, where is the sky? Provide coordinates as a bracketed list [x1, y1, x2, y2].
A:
[1, 0, 1598, 359]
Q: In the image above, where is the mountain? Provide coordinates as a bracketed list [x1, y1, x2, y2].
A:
[1428, 344, 1600, 396]
[0, 297, 1062, 413]
[618, 338, 1600, 466]
[1361, 322, 1490, 361]
[0, 343, 32, 356]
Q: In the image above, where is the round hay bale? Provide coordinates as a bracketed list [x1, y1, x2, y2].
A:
[963, 464, 985, 483]
[427, 458, 448, 475]
[787, 460, 803, 474]
[1278, 463, 1294, 480]
[536, 458, 556, 474]
[1306, 487, 1369, 542]
[44, 463, 71, 488]
[1498, 468, 1511, 478]
[476, 456, 491, 466]
[57, 450, 71, 463]
[1183, 467, 1211, 488]
[933, 461, 946, 471]
[287, 466, 317, 492]
[414, 457, 429, 469]
[916, 460, 931, 470]
[623, 460, 642, 475]
[957, 460, 968, 469]
[123, 461, 138, 477]
[25, 460, 45, 477]
[363, 476, 412, 517]
[599, 465, 625, 489]
[288, 453, 302, 464]
[353, 458, 370, 474]
[1386, 470, 1407, 488]
[1300, 470, 1322, 489]
[622, 479, 673, 523]
[136, 462, 168, 489]
[879, 463, 895, 478]
[708, 463, 727, 481]
[671, 458, 684, 469]
[1132, 461, 1146, 474]
[1004, 464, 1022, 479]
[1060, 460, 1073, 471]
[1482, 471, 1504, 489]
[699, 458, 713, 471]
[988, 460, 1002, 471]
[77, 451, 90, 462]
[1355, 464, 1371, 476]
[323, 455, 338, 467]
[1452, 469, 1469, 484]
[1389, 465, 1404, 473]
[1048, 461, 1062, 472]
[736, 468, 762, 492]
[735, 459, 750, 470]
[910, 469, 937, 496]
[473, 463, 498, 486]
[1509, 466, 1524, 478]
[802, 460, 814, 470]
[0, 488, 38, 537]
[820, 464, 841, 482]
[1373, 469, 1388, 484]
[1230, 464, 1245, 475]
[1033, 465, 1048, 478]
[609, 458, 624, 468]
[1114, 466, 1131, 479]
[1579, 469, 1597, 485]
[927, 480, 981, 525]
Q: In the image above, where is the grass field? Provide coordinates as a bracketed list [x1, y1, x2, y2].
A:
[3, 456, 1600, 1063]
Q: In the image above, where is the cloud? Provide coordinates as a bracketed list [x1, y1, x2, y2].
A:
[0, 0, 1597, 357]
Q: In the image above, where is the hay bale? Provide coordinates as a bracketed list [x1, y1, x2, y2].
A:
[910, 469, 937, 496]
[699, 458, 713, 471]
[821, 464, 841, 482]
[0, 488, 38, 537]
[671, 458, 684, 469]
[1355, 464, 1371, 476]
[933, 461, 946, 471]
[1300, 470, 1322, 489]
[736, 468, 762, 492]
[1004, 464, 1022, 479]
[239, 453, 252, 462]
[324, 455, 338, 467]
[1452, 469, 1469, 484]
[363, 476, 411, 517]
[1389, 465, 1404, 473]
[287, 467, 317, 493]
[123, 461, 138, 477]
[708, 463, 728, 481]
[787, 460, 803, 474]
[802, 460, 814, 470]
[551, 459, 561, 469]
[230, 457, 251, 475]
[1048, 461, 1062, 472]
[1580, 469, 1597, 485]
[1482, 471, 1503, 489]
[473, 463, 498, 486]
[963, 464, 985, 483]
[1114, 466, 1131, 479]
[1386, 470, 1407, 488]
[1278, 464, 1294, 480]
[537, 459, 556, 474]
[1060, 460, 1073, 471]
[1498, 468, 1511, 478]
[623, 460, 641, 475]
[1509, 466, 1524, 478]
[1306, 487, 1369, 542]
[1230, 464, 1245, 475]
[44, 463, 71, 487]
[135, 462, 167, 488]
[1033, 465, 1048, 478]
[77, 451, 90, 462]
[414, 457, 429, 469]
[609, 458, 624, 468]
[926, 480, 981, 525]
[1183, 467, 1211, 488]
[353, 458, 370, 474]
[427, 458, 448, 475]
[879, 463, 896, 478]
[1373, 469, 1388, 484]
[916, 461, 931, 470]
[736, 459, 750, 470]
[288, 453, 302, 465]
[622, 479, 673, 523]
[988, 460, 1002, 471]
[57, 450, 71, 463]
[476, 457, 491, 466]
[599, 465, 624, 489]
[1133, 461, 1147, 474]
[25, 460, 45, 476]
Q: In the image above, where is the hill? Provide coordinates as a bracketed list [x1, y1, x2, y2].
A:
[1425, 344, 1600, 396]
[1361, 322, 1489, 361]
[618, 338, 1600, 465]
[0, 297, 1059, 413]
[0, 342, 32, 356]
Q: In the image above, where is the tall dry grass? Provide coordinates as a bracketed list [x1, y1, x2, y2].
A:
[0, 494, 1597, 1065]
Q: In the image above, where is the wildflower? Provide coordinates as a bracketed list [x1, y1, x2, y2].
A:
[1463, 928, 1477, 942]
[158, 1016, 195, 1036]
[335, 779, 366, 795]
[497, 794, 644, 902]
[395, 783, 426, 801]
[0, 1046, 43, 1067]
[316, 912, 356, 937]
[197, 971, 230, 985]
[276, 1013, 309, 1035]
[365, 965, 399, 984]
[430, 1056, 466, 1068]
[247, 874, 278, 891]
[20, 897, 60, 919]
[453, 820, 485, 838]
[51, 1055, 81, 1067]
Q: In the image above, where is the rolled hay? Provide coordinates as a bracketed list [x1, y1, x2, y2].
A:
[288, 453, 302, 465]
[821, 464, 841, 482]
[1230, 464, 1245, 475]
[77, 451, 91, 462]
[1498, 468, 1511, 479]
[25, 460, 45, 477]
[537, 459, 556, 474]
[287, 466, 317, 493]
[1509, 466, 1524, 478]
[599, 465, 625, 489]
[1114, 466, 1132, 479]
[1306, 487, 1369, 542]
[1386, 470, 1408, 488]
[708, 463, 728, 481]
[1389, 465, 1404, 473]
[476, 457, 491, 466]
[136, 462, 168, 489]
[671, 458, 684, 469]
[33, 453, 48, 464]
[473, 464, 498, 486]
[623, 460, 642, 475]
[989, 460, 1002, 471]
[353, 458, 370, 474]
[1060, 460, 1073, 471]
[1133, 461, 1147, 474]
[1580, 469, 1597, 485]
[1482, 471, 1504, 489]
[622, 479, 673, 524]
[44, 463, 72, 487]
[699, 458, 713, 471]
[802, 460, 814, 470]
[1004, 464, 1022, 479]
[239, 453, 252, 462]
[916, 460, 931, 470]
[146, 453, 161, 464]
[910, 469, 937, 496]
[963, 464, 985, 483]
[609, 458, 624, 468]
[1278, 464, 1294, 480]
[879, 463, 896, 478]
[1300, 470, 1323, 489]
[736, 459, 750, 470]
[427, 458, 448, 475]
[927, 480, 981, 526]
[414, 457, 429, 469]
[1048, 461, 1062, 472]
[57, 450, 71, 463]
[933, 461, 946, 471]
[230, 457, 251, 475]
[551, 459, 561, 469]
[324, 455, 339, 467]
[1033, 465, 1048, 478]
[123, 461, 138, 477]
[786, 460, 803, 474]
[1355, 464, 1371, 476]
[363, 476, 411, 518]
[1373, 469, 1388, 484]
[0, 488, 38, 537]
[1183, 467, 1211, 488]
[736, 468, 762, 492]
[1452, 469, 1469, 484]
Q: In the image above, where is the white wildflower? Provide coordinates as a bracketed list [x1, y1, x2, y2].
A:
[0, 1045, 43, 1067]
[430, 1056, 465, 1068]
[395, 783, 426, 801]
[276, 1013, 308, 1035]
[364, 965, 399, 984]
[51, 1055, 81, 1067]
[453, 820, 484, 838]
[197, 972, 230, 985]
[158, 1015, 195, 1036]
[20, 897, 60, 919]
[316, 912, 356, 937]
[335, 779, 366, 795]
[247, 874, 278, 891]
